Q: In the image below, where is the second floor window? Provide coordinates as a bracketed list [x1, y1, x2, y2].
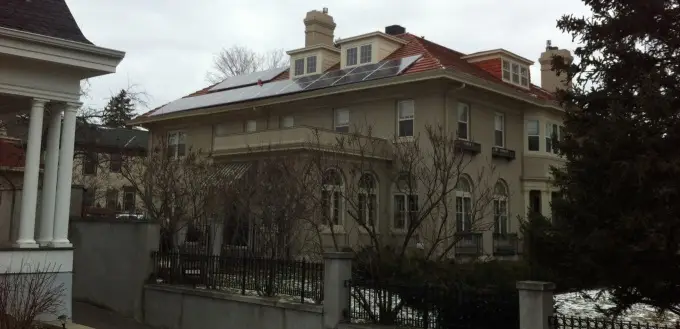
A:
[106, 189, 119, 211]
[527, 120, 539, 151]
[546, 123, 561, 154]
[245, 120, 257, 132]
[281, 116, 294, 128]
[109, 153, 122, 173]
[346, 47, 358, 66]
[167, 131, 186, 158]
[494, 113, 505, 147]
[83, 152, 98, 175]
[294, 58, 305, 76]
[457, 103, 470, 140]
[502, 59, 530, 88]
[306, 56, 317, 74]
[334, 108, 349, 133]
[360, 44, 372, 64]
[397, 100, 415, 137]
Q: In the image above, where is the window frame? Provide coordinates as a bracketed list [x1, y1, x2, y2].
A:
[526, 120, 540, 151]
[82, 152, 98, 176]
[123, 186, 136, 213]
[322, 169, 345, 226]
[359, 44, 373, 64]
[457, 102, 470, 140]
[501, 58, 530, 88]
[294, 58, 305, 76]
[494, 112, 505, 148]
[357, 173, 378, 230]
[397, 100, 415, 138]
[306, 55, 317, 74]
[109, 152, 122, 173]
[245, 120, 257, 133]
[167, 130, 187, 159]
[455, 177, 473, 232]
[493, 182, 509, 234]
[281, 116, 294, 128]
[334, 108, 350, 133]
[346, 47, 358, 66]
[105, 188, 119, 211]
[83, 187, 96, 209]
[346, 43, 373, 67]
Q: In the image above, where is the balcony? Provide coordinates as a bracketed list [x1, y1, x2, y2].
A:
[492, 147, 516, 160]
[454, 139, 482, 155]
[212, 126, 392, 159]
[454, 232, 483, 256]
[493, 233, 519, 256]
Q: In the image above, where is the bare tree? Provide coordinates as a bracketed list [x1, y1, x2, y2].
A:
[0, 262, 66, 329]
[206, 45, 289, 84]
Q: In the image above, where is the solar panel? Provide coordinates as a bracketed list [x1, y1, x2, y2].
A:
[208, 66, 288, 92]
[149, 54, 423, 117]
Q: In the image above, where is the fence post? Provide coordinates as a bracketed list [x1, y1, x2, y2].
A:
[517, 281, 555, 329]
[323, 252, 353, 329]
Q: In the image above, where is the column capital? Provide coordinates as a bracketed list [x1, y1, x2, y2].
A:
[65, 102, 82, 112]
[32, 98, 50, 106]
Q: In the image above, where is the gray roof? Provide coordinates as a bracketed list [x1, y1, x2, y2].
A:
[0, 0, 92, 44]
[75, 124, 149, 151]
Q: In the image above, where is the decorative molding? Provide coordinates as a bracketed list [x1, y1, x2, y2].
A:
[0, 248, 73, 273]
[0, 82, 79, 103]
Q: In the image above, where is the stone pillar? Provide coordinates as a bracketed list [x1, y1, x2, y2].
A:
[37, 106, 63, 246]
[323, 252, 353, 329]
[51, 103, 80, 247]
[14, 98, 48, 248]
[517, 281, 555, 329]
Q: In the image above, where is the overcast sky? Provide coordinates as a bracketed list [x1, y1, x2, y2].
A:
[66, 0, 590, 114]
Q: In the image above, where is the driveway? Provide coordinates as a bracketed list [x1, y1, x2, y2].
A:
[72, 301, 154, 329]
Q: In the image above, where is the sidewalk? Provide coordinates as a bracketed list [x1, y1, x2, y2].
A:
[72, 301, 154, 329]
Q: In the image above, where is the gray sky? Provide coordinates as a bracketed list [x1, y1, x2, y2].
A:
[66, 0, 590, 114]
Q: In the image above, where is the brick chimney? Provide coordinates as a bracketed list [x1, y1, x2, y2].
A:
[539, 40, 574, 93]
[304, 8, 336, 47]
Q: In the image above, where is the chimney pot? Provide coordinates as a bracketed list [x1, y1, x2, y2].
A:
[385, 25, 406, 36]
[322, 7, 328, 14]
[304, 9, 336, 47]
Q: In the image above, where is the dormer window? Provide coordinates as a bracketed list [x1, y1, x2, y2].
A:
[502, 58, 530, 88]
[293, 55, 318, 76]
[346, 44, 373, 66]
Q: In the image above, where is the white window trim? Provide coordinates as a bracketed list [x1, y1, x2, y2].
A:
[359, 44, 373, 64]
[306, 55, 318, 74]
[457, 102, 470, 140]
[293, 58, 305, 76]
[397, 99, 415, 139]
[346, 43, 373, 67]
[526, 119, 540, 152]
[167, 130, 187, 159]
[334, 108, 350, 132]
[358, 185, 378, 232]
[494, 112, 505, 148]
[391, 192, 417, 232]
[455, 188, 473, 232]
[245, 120, 257, 133]
[493, 194, 509, 234]
[501, 58, 530, 88]
[293, 55, 318, 77]
[322, 180, 344, 228]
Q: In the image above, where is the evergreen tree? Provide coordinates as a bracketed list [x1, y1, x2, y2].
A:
[525, 0, 680, 316]
[102, 89, 135, 127]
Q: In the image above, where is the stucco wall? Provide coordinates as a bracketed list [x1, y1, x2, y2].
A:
[143, 285, 324, 329]
[70, 218, 159, 321]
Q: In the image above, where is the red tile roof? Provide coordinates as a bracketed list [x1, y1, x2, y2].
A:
[139, 32, 555, 119]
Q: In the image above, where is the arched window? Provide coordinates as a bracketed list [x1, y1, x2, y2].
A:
[393, 174, 418, 230]
[322, 169, 344, 225]
[358, 173, 378, 228]
[494, 181, 509, 234]
[455, 176, 473, 232]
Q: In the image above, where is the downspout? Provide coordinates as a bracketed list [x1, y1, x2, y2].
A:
[444, 83, 467, 136]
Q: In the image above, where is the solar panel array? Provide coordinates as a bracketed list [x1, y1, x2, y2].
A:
[208, 66, 289, 92]
[151, 54, 422, 116]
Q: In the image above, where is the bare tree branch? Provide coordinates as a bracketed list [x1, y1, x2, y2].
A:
[206, 45, 289, 84]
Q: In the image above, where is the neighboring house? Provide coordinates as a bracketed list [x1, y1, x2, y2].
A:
[0, 0, 124, 322]
[131, 9, 571, 259]
[70, 124, 149, 217]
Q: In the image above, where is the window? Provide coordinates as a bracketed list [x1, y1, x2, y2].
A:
[215, 123, 230, 136]
[245, 120, 257, 133]
[546, 123, 560, 154]
[109, 153, 122, 173]
[294, 58, 305, 76]
[346, 47, 358, 66]
[357, 173, 378, 228]
[529, 190, 542, 215]
[281, 116, 294, 128]
[455, 177, 473, 232]
[123, 187, 135, 213]
[322, 169, 344, 225]
[167, 131, 186, 159]
[502, 59, 530, 88]
[106, 189, 119, 211]
[527, 120, 539, 151]
[334, 109, 350, 133]
[493, 181, 509, 234]
[83, 188, 96, 208]
[83, 153, 98, 175]
[457, 103, 470, 140]
[397, 100, 415, 137]
[494, 113, 505, 147]
[306, 56, 317, 74]
[393, 174, 418, 230]
[360, 45, 372, 64]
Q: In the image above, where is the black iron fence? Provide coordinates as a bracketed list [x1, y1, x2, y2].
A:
[549, 316, 680, 329]
[346, 279, 519, 329]
[151, 251, 324, 304]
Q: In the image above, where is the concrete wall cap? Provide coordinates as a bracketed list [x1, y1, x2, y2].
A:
[516, 281, 556, 291]
[323, 251, 354, 259]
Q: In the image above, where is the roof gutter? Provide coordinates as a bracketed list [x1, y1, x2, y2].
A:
[0, 27, 126, 59]
[132, 68, 562, 125]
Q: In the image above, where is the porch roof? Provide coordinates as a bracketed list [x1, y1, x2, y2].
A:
[0, 0, 92, 44]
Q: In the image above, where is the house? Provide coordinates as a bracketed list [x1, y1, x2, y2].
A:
[0, 0, 124, 321]
[131, 8, 572, 259]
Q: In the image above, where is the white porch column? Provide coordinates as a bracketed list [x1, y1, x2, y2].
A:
[51, 103, 79, 248]
[14, 98, 48, 248]
[37, 106, 63, 246]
